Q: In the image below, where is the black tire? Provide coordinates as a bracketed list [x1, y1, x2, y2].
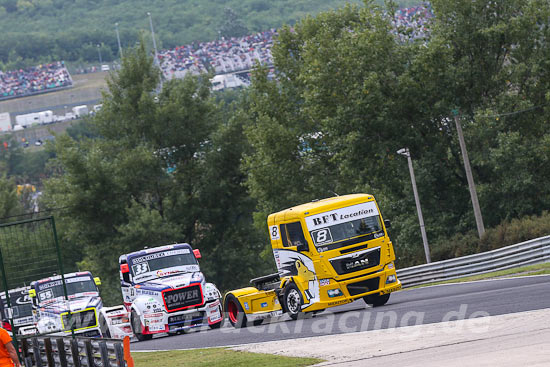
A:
[363, 293, 390, 307]
[224, 294, 248, 328]
[131, 310, 153, 341]
[283, 283, 303, 320]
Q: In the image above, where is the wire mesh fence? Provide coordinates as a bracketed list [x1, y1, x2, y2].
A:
[0, 215, 67, 362]
[0, 216, 63, 290]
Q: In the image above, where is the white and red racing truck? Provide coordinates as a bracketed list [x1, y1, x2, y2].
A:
[119, 243, 223, 341]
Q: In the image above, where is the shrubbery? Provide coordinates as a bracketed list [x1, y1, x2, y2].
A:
[426, 212, 550, 264]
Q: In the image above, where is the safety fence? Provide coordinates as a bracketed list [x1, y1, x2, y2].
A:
[396, 235, 550, 288]
[19, 335, 133, 367]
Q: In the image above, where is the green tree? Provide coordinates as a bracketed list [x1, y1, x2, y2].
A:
[44, 40, 269, 303]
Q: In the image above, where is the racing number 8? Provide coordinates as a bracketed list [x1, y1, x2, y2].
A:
[269, 225, 280, 240]
[316, 229, 328, 243]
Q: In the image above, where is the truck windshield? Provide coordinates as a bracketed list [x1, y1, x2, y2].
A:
[305, 201, 383, 252]
[129, 248, 198, 279]
[37, 276, 97, 303]
[13, 304, 33, 318]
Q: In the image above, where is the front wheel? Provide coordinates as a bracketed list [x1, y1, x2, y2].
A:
[283, 283, 303, 320]
[131, 310, 153, 341]
[363, 293, 390, 307]
[224, 294, 248, 328]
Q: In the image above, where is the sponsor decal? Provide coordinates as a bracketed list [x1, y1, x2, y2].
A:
[132, 249, 190, 264]
[380, 284, 402, 295]
[319, 279, 331, 287]
[207, 301, 222, 323]
[163, 285, 203, 311]
[156, 270, 182, 277]
[305, 202, 379, 230]
[37, 276, 92, 291]
[244, 302, 249, 311]
[261, 302, 268, 308]
[136, 289, 158, 296]
[165, 290, 199, 304]
[328, 299, 348, 306]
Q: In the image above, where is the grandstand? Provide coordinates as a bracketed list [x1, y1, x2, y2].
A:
[0, 4, 433, 100]
[0, 61, 73, 101]
[157, 29, 277, 80]
[156, 3, 433, 81]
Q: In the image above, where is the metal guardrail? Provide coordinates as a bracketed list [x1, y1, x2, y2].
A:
[19, 335, 134, 367]
[396, 235, 550, 287]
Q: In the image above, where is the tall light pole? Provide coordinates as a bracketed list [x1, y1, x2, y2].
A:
[397, 148, 431, 263]
[147, 11, 163, 91]
[452, 110, 485, 238]
[147, 12, 159, 66]
[97, 44, 102, 64]
[115, 23, 123, 58]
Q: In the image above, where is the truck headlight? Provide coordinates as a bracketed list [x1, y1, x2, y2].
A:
[386, 275, 396, 284]
[327, 289, 343, 298]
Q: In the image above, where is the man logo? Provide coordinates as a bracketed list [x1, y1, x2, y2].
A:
[345, 258, 369, 270]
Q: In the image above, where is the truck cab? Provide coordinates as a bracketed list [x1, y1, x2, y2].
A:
[224, 194, 402, 327]
[0, 287, 35, 335]
[119, 243, 223, 341]
[29, 272, 104, 337]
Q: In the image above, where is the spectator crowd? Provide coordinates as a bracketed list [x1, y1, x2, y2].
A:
[0, 4, 433, 99]
[157, 29, 277, 79]
[156, 3, 433, 79]
[390, 2, 433, 42]
[0, 61, 72, 101]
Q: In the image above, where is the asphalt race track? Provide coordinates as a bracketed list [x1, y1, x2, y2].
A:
[132, 275, 550, 351]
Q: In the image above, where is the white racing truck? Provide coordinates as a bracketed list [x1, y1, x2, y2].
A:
[29, 272, 131, 338]
[0, 287, 36, 336]
[119, 243, 223, 341]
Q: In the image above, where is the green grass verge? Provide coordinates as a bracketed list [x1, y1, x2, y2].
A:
[410, 262, 550, 289]
[133, 348, 323, 367]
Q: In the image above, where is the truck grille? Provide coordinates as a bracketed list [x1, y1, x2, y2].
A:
[163, 284, 204, 312]
[347, 277, 380, 296]
[329, 248, 380, 275]
[168, 311, 205, 327]
[61, 309, 97, 331]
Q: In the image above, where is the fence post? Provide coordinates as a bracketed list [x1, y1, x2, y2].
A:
[114, 342, 125, 367]
[84, 340, 95, 367]
[44, 338, 55, 367]
[99, 341, 111, 367]
[32, 338, 43, 367]
[70, 339, 81, 367]
[56, 338, 68, 367]
[24, 356, 34, 367]
[20, 338, 30, 359]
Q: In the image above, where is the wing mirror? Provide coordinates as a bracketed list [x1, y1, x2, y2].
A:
[193, 249, 202, 259]
[94, 277, 101, 286]
[28, 289, 36, 298]
[296, 242, 309, 252]
[384, 219, 391, 229]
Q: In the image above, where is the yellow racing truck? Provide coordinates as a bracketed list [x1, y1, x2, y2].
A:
[224, 194, 402, 327]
